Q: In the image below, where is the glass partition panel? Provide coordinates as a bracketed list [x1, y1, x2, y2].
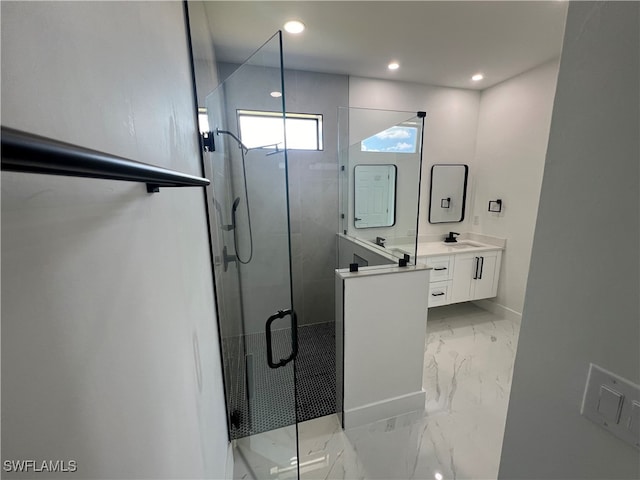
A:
[203, 31, 299, 479]
[338, 107, 425, 267]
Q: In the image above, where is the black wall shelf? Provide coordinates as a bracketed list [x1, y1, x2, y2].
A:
[1, 126, 210, 193]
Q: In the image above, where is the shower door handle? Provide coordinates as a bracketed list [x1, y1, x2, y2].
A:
[265, 308, 298, 369]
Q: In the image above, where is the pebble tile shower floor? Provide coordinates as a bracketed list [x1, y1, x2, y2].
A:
[223, 322, 336, 439]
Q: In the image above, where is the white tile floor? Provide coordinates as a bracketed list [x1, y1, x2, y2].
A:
[234, 302, 521, 480]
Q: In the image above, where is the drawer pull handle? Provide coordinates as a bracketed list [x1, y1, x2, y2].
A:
[432, 292, 445, 296]
[434, 267, 447, 271]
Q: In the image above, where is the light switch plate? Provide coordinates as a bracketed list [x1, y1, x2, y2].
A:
[597, 385, 623, 423]
[581, 363, 640, 449]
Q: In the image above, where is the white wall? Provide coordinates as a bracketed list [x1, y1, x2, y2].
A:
[350, 65, 560, 315]
[500, 2, 639, 478]
[470, 59, 560, 315]
[349, 77, 481, 239]
[1, 2, 229, 478]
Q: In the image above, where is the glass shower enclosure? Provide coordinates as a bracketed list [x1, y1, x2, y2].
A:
[202, 32, 300, 478]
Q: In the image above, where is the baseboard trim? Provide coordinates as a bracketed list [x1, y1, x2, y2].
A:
[343, 390, 425, 429]
[473, 299, 522, 325]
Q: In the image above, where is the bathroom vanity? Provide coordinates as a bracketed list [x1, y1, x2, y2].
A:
[337, 231, 504, 308]
[416, 237, 504, 307]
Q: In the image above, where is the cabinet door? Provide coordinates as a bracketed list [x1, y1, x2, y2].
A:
[450, 253, 476, 303]
[472, 252, 498, 300]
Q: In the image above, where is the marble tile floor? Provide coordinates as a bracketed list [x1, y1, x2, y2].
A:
[233, 302, 521, 480]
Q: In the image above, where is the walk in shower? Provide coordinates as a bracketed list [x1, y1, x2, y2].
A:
[193, 18, 425, 478]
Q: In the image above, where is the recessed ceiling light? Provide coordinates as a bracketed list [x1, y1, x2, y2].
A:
[284, 20, 305, 34]
[388, 62, 400, 70]
[472, 73, 484, 81]
[270, 91, 282, 98]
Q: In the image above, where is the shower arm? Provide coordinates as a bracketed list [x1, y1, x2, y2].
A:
[215, 129, 249, 155]
[264, 143, 285, 156]
[215, 129, 284, 156]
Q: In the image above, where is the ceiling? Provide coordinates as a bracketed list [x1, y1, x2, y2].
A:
[198, 1, 568, 90]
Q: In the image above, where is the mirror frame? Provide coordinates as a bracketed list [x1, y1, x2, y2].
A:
[353, 164, 398, 229]
[428, 164, 469, 224]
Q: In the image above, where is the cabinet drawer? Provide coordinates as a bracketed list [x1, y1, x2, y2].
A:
[426, 255, 452, 282]
[428, 281, 451, 307]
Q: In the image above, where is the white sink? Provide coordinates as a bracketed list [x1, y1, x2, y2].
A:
[443, 241, 484, 249]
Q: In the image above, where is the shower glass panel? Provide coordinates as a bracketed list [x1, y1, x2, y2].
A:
[203, 32, 299, 479]
[338, 107, 425, 266]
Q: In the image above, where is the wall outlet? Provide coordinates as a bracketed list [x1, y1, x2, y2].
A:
[473, 215, 480, 225]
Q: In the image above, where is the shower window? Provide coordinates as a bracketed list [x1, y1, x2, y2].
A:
[238, 110, 323, 150]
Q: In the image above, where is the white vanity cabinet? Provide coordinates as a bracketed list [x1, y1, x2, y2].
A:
[419, 246, 502, 307]
[449, 250, 502, 303]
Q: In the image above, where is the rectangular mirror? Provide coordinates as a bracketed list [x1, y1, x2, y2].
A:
[429, 164, 468, 223]
[354, 164, 397, 228]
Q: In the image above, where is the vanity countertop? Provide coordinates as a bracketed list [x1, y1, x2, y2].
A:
[389, 238, 504, 258]
[335, 263, 431, 279]
[416, 241, 503, 257]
